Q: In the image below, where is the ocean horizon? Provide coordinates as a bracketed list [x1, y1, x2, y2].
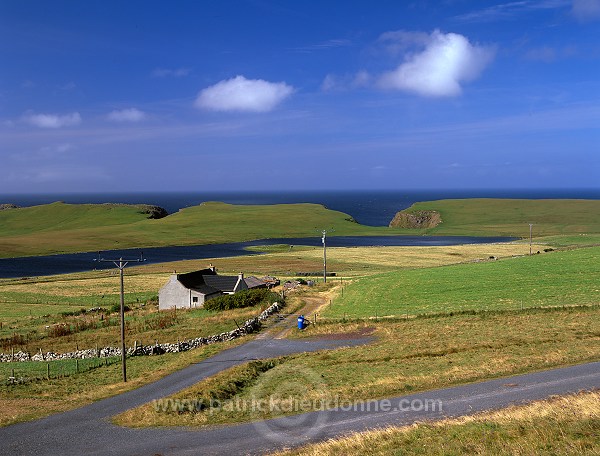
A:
[1, 189, 600, 227]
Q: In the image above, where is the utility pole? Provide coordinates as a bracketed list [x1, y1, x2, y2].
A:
[529, 223, 533, 256]
[94, 252, 146, 382]
[320, 229, 334, 283]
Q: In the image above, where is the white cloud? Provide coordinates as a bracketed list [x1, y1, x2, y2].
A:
[24, 112, 82, 128]
[572, 0, 600, 21]
[107, 108, 146, 122]
[378, 30, 495, 97]
[195, 76, 294, 112]
[152, 68, 191, 77]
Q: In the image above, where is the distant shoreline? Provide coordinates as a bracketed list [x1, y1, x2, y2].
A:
[1, 189, 599, 227]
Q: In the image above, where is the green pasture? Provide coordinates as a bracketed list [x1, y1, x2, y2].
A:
[396, 198, 600, 237]
[1, 357, 120, 384]
[0, 201, 385, 258]
[0, 291, 156, 308]
[324, 246, 600, 318]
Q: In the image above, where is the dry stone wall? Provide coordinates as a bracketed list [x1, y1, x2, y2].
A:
[0, 302, 283, 363]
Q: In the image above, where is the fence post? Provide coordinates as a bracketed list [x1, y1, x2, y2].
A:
[46, 363, 50, 380]
[76, 359, 79, 374]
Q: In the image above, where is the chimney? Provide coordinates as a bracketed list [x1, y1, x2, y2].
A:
[208, 263, 216, 273]
[238, 272, 244, 281]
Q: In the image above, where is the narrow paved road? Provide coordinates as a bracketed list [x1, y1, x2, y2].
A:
[0, 340, 600, 456]
[1, 334, 598, 455]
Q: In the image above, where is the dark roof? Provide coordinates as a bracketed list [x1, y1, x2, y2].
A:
[190, 284, 221, 295]
[204, 275, 240, 293]
[177, 269, 245, 294]
[177, 268, 216, 289]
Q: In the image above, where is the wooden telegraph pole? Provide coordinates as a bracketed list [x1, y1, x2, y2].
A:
[94, 252, 146, 382]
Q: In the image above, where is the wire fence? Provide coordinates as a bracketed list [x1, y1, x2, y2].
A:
[316, 301, 600, 323]
[2, 356, 120, 385]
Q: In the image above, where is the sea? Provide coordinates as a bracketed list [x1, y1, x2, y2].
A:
[2, 189, 600, 227]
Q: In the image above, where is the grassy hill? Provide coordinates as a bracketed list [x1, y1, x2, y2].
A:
[0, 201, 386, 258]
[2, 198, 600, 258]
[390, 199, 600, 238]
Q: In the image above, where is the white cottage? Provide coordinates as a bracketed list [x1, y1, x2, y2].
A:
[158, 267, 266, 310]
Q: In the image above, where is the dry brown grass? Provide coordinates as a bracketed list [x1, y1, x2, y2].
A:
[1, 273, 169, 297]
[273, 392, 600, 455]
[127, 242, 548, 278]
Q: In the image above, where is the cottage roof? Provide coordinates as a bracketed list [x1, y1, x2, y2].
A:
[177, 268, 216, 287]
[203, 275, 240, 293]
[244, 276, 266, 288]
[175, 268, 249, 294]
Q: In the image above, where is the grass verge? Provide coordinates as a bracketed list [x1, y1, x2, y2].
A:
[273, 391, 600, 455]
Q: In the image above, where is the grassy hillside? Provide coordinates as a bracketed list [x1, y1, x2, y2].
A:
[323, 246, 600, 318]
[0, 201, 386, 258]
[391, 199, 600, 238]
[3, 198, 600, 258]
[0, 202, 155, 236]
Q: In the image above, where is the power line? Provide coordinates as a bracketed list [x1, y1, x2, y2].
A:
[319, 229, 334, 283]
[94, 252, 146, 382]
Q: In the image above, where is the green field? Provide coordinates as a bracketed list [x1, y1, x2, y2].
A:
[323, 247, 600, 318]
[1, 357, 120, 383]
[0, 201, 386, 258]
[394, 198, 600, 237]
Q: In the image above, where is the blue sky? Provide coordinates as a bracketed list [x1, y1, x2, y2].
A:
[1, 0, 599, 193]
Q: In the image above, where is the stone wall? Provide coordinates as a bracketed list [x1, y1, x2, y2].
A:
[0, 302, 283, 363]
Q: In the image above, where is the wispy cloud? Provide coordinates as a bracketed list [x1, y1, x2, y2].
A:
[321, 71, 371, 91]
[572, 0, 600, 22]
[5, 164, 109, 184]
[454, 0, 570, 23]
[378, 30, 495, 97]
[195, 75, 294, 112]
[11, 143, 74, 162]
[107, 108, 147, 122]
[525, 45, 577, 62]
[152, 67, 191, 77]
[23, 112, 82, 128]
[292, 38, 352, 53]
